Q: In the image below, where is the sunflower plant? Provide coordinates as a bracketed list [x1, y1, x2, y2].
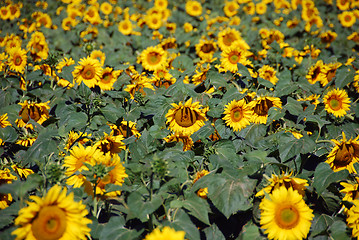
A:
[0, 0, 359, 239]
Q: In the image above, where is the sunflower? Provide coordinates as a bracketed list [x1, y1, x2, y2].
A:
[139, 46, 167, 71]
[256, 171, 309, 197]
[165, 98, 207, 135]
[320, 62, 342, 86]
[83, 5, 102, 25]
[12, 185, 92, 240]
[145, 13, 162, 30]
[16, 135, 37, 147]
[155, 0, 168, 10]
[118, 19, 133, 35]
[183, 22, 193, 32]
[0, 6, 10, 20]
[94, 132, 125, 155]
[0, 113, 11, 128]
[64, 144, 103, 188]
[258, 65, 279, 85]
[320, 30, 337, 46]
[7, 47, 27, 73]
[124, 75, 155, 99]
[340, 179, 359, 202]
[323, 88, 351, 118]
[64, 130, 92, 151]
[325, 132, 359, 173]
[15, 100, 50, 129]
[56, 57, 75, 73]
[259, 186, 314, 240]
[346, 199, 359, 239]
[0, 168, 17, 209]
[153, 68, 176, 88]
[248, 96, 282, 124]
[348, 32, 359, 43]
[185, 0, 202, 17]
[338, 11, 356, 28]
[164, 133, 194, 151]
[100, 2, 113, 15]
[217, 27, 242, 51]
[223, 1, 239, 17]
[109, 121, 141, 138]
[220, 45, 252, 73]
[90, 50, 106, 66]
[306, 60, 327, 84]
[72, 56, 103, 88]
[297, 94, 320, 110]
[11, 164, 34, 179]
[27, 31, 49, 62]
[195, 39, 217, 61]
[98, 67, 122, 91]
[337, 0, 350, 10]
[192, 170, 209, 199]
[222, 99, 252, 132]
[83, 153, 128, 197]
[256, 2, 268, 15]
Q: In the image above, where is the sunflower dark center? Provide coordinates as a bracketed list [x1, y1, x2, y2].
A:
[174, 107, 197, 127]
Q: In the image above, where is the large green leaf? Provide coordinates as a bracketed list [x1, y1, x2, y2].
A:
[170, 209, 201, 240]
[204, 224, 226, 240]
[313, 163, 349, 195]
[99, 216, 143, 240]
[182, 194, 210, 225]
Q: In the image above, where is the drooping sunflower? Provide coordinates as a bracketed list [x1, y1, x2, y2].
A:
[248, 96, 282, 124]
[72, 56, 103, 88]
[325, 132, 359, 173]
[222, 99, 252, 132]
[15, 100, 50, 129]
[139, 46, 167, 71]
[346, 199, 359, 239]
[338, 11, 356, 28]
[83, 153, 128, 197]
[306, 60, 327, 84]
[259, 186, 314, 240]
[7, 47, 27, 73]
[258, 65, 279, 85]
[12, 185, 92, 240]
[195, 39, 217, 61]
[144, 226, 186, 240]
[98, 67, 122, 91]
[323, 88, 351, 118]
[94, 132, 125, 155]
[164, 133, 194, 151]
[0, 113, 11, 128]
[256, 171, 309, 197]
[0, 168, 17, 209]
[165, 98, 207, 135]
[64, 144, 103, 188]
[185, 0, 202, 17]
[192, 169, 210, 199]
[320, 62, 342, 86]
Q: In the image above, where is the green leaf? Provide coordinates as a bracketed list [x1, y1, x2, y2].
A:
[99, 216, 143, 240]
[279, 134, 315, 161]
[328, 220, 351, 240]
[257, 77, 274, 88]
[171, 209, 201, 240]
[313, 163, 349, 196]
[58, 111, 88, 134]
[311, 214, 334, 237]
[237, 63, 251, 79]
[204, 224, 226, 240]
[101, 104, 125, 123]
[182, 194, 210, 225]
[285, 97, 303, 116]
[239, 223, 264, 240]
[126, 191, 163, 222]
[0, 126, 17, 143]
[335, 66, 355, 89]
[0, 174, 42, 199]
[243, 150, 276, 163]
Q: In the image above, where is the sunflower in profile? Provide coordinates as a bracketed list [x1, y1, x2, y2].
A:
[323, 88, 351, 118]
[258, 65, 279, 85]
[11, 164, 34, 179]
[139, 46, 167, 71]
[98, 67, 122, 91]
[64, 144, 103, 188]
[0, 168, 17, 209]
[83, 153, 128, 197]
[144, 226, 186, 240]
[248, 96, 282, 124]
[195, 39, 217, 61]
[185, 0, 202, 16]
[164, 133, 194, 151]
[0, 113, 11, 128]
[325, 132, 359, 173]
[12, 185, 92, 240]
[320, 62, 342, 86]
[306, 60, 327, 84]
[94, 132, 125, 155]
[340, 179, 359, 203]
[256, 171, 309, 197]
[15, 100, 50, 129]
[72, 56, 103, 88]
[7, 47, 27, 73]
[192, 169, 210, 199]
[222, 99, 252, 132]
[346, 199, 359, 239]
[259, 186, 314, 240]
[165, 98, 207, 135]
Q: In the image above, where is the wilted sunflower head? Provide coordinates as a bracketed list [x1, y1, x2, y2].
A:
[16, 100, 50, 129]
[326, 132, 359, 173]
[248, 96, 282, 124]
[165, 98, 207, 135]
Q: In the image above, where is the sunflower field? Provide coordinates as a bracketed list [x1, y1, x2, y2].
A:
[0, 0, 359, 239]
